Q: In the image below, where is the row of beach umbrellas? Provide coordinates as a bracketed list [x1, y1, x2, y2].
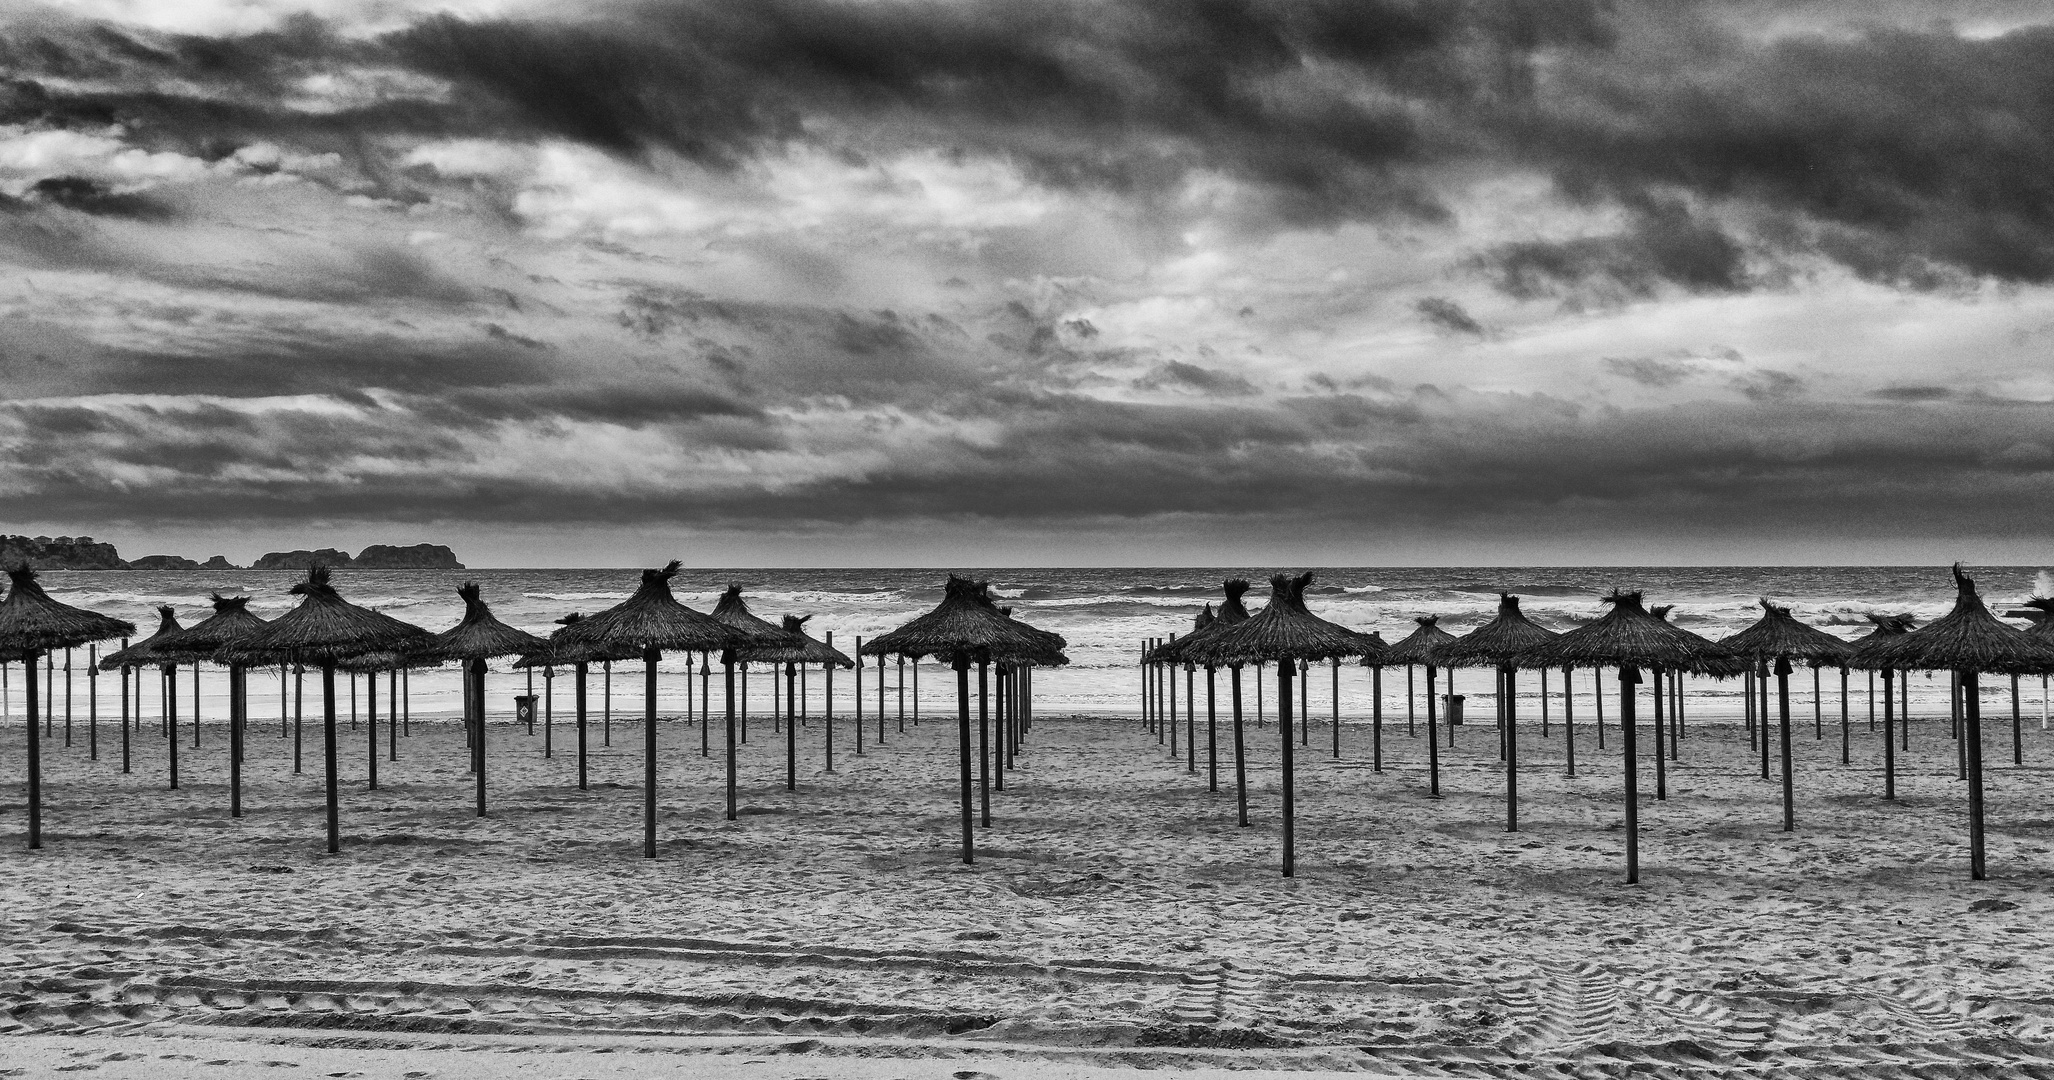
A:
[1140, 566, 2054, 882]
[0, 564, 1066, 863]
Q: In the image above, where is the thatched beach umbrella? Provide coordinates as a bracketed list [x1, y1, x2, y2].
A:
[740, 611, 854, 789]
[2024, 598, 2054, 740]
[516, 613, 634, 792]
[0, 566, 135, 848]
[1520, 591, 1716, 884]
[220, 566, 427, 854]
[1155, 581, 1251, 805]
[415, 583, 547, 818]
[1851, 612, 1916, 799]
[1427, 594, 1558, 833]
[335, 648, 422, 780]
[989, 593, 1066, 799]
[100, 605, 185, 788]
[1380, 616, 1457, 796]
[1853, 565, 2054, 880]
[155, 595, 269, 817]
[1182, 572, 1374, 878]
[711, 585, 806, 804]
[1716, 600, 1855, 833]
[554, 562, 743, 852]
[861, 575, 1066, 865]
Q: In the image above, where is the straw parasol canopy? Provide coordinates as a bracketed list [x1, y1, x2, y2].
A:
[1850, 612, 1917, 658]
[553, 561, 739, 655]
[992, 592, 1069, 659]
[1517, 591, 1718, 672]
[1149, 579, 1253, 666]
[714, 585, 808, 653]
[0, 565, 136, 656]
[1181, 573, 1375, 669]
[154, 594, 269, 665]
[744, 614, 855, 667]
[1648, 604, 1749, 678]
[1193, 604, 1215, 632]
[228, 566, 429, 664]
[1380, 615, 1457, 667]
[1716, 599, 1856, 666]
[2023, 598, 2054, 640]
[99, 605, 184, 669]
[1854, 565, 2054, 675]
[416, 582, 546, 663]
[861, 576, 1068, 666]
[516, 613, 640, 668]
[1428, 593, 1559, 669]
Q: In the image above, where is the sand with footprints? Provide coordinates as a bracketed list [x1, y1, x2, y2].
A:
[4, 709, 2053, 1078]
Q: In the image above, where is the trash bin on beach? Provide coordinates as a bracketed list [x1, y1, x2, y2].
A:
[1442, 693, 1465, 725]
[514, 694, 537, 730]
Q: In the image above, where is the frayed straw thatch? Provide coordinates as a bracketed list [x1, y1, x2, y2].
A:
[1849, 612, 1917, 666]
[553, 561, 738, 655]
[1854, 565, 2054, 675]
[155, 594, 269, 665]
[1716, 599, 1857, 666]
[225, 565, 429, 665]
[417, 582, 547, 663]
[1149, 579, 1253, 665]
[515, 613, 639, 668]
[742, 614, 855, 667]
[714, 585, 807, 650]
[1181, 573, 1375, 668]
[0, 565, 135, 656]
[2022, 597, 2054, 639]
[1517, 591, 1718, 671]
[1193, 604, 1215, 632]
[990, 590, 1068, 655]
[1648, 604, 1749, 678]
[1379, 615, 1457, 666]
[860, 575, 1068, 665]
[98, 605, 181, 669]
[1427, 593, 1559, 669]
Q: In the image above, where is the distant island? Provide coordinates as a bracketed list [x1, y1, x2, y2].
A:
[0, 536, 463, 570]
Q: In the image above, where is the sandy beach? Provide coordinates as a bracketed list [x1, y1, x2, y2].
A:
[3, 707, 2052, 1078]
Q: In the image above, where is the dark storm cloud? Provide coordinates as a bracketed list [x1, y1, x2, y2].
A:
[1132, 360, 1260, 397]
[1475, 196, 1752, 303]
[1603, 357, 1692, 388]
[1414, 296, 1484, 335]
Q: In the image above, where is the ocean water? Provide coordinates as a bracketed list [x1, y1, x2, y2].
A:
[7, 565, 2051, 725]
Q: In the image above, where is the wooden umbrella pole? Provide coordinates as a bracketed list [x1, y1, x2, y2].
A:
[786, 661, 798, 792]
[1651, 664, 1666, 801]
[1758, 663, 1771, 780]
[1299, 659, 1309, 747]
[1505, 666, 1519, 832]
[896, 656, 905, 734]
[1540, 668, 1550, 737]
[473, 657, 488, 817]
[1842, 666, 1852, 766]
[2011, 673, 2023, 766]
[1965, 668, 1987, 880]
[824, 633, 836, 773]
[1868, 670, 1876, 731]
[365, 663, 377, 791]
[740, 663, 749, 744]
[1189, 664, 1198, 774]
[1619, 664, 1641, 885]
[229, 665, 243, 818]
[813, 636, 821, 780]
[166, 665, 179, 789]
[1232, 665, 1248, 827]
[955, 654, 973, 864]
[854, 637, 864, 756]
[993, 666, 1006, 791]
[1371, 665, 1383, 773]
[87, 648, 98, 767]
[64, 648, 72, 748]
[293, 665, 303, 774]
[1425, 665, 1440, 799]
[723, 649, 737, 824]
[1814, 665, 1823, 739]
[876, 655, 886, 744]
[1329, 658, 1339, 758]
[1882, 669, 1896, 800]
[122, 657, 132, 775]
[605, 660, 613, 747]
[544, 667, 554, 759]
[24, 651, 41, 849]
[701, 654, 711, 757]
[652, 645, 669, 850]
[1563, 666, 1576, 779]
[1279, 659, 1296, 877]
[389, 669, 398, 761]
[1594, 666, 1605, 750]
[321, 660, 339, 854]
[576, 661, 589, 791]
[1167, 652, 1177, 755]
[977, 658, 991, 827]
[1206, 665, 1219, 791]
[912, 658, 919, 726]
[1406, 664, 1415, 737]
[1777, 657, 1795, 832]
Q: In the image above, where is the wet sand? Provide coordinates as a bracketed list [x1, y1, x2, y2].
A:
[3, 703, 2052, 1078]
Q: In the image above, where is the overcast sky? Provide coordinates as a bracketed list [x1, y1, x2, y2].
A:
[2, 0, 2051, 567]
